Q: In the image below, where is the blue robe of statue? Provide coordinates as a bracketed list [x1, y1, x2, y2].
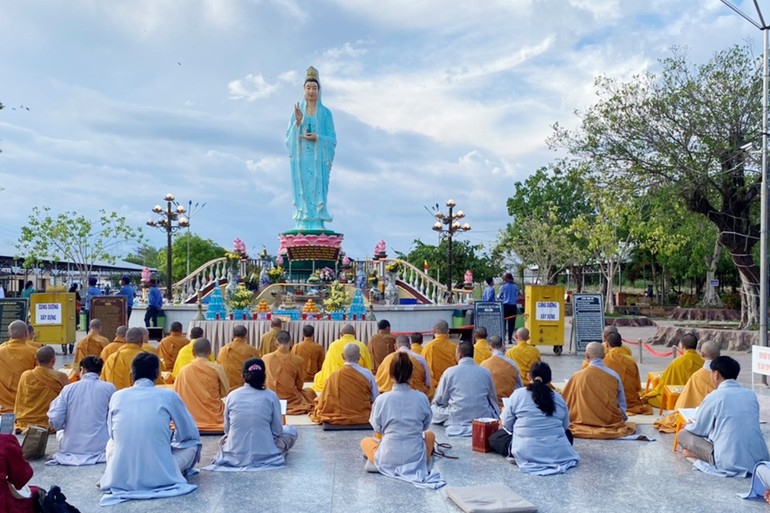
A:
[286, 97, 336, 231]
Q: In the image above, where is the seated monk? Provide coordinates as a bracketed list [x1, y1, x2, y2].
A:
[480, 335, 523, 409]
[259, 318, 283, 356]
[1, 433, 43, 513]
[472, 327, 492, 365]
[603, 332, 651, 415]
[311, 343, 378, 425]
[14, 346, 68, 433]
[47, 356, 116, 465]
[217, 324, 261, 391]
[410, 332, 424, 355]
[0, 320, 37, 414]
[25, 324, 42, 349]
[172, 327, 211, 379]
[291, 324, 325, 381]
[74, 319, 110, 369]
[312, 324, 372, 393]
[505, 327, 540, 386]
[655, 340, 720, 432]
[644, 332, 704, 409]
[562, 342, 636, 439]
[174, 338, 229, 433]
[422, 320, 457, 389]
[101, 327, 160, 390]
[367, 319, 396, 373]
[159, 322, 189, 372]
[100, 326, 127, 362]
[376, 335, 432, 399]
[263, 331, 316, 414]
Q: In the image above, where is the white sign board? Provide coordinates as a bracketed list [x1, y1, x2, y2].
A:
[752, 345, 770, 377]
[535, 301, 560, 322]
[35, 303, 62, 325]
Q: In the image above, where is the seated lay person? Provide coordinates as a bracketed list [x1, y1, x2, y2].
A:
[368, 319, 396, 373]
[204, 358, 298, 471]
[562, 342, 636, 439]
[263, 331, 316, 415]
[99, 353, 201, 506]
[312, 324, 372, 393]
[361, 352, 445, 489]
[376, 335, 432, 399]
[172, 327, 211, 379]
[15, 346, 69, 433]
[495, 361, 579, 475]
[101, 327, 159, 390]
[74, 319, 110, 369]
[679, 355, 769, 476]
[291, 324, 325, 381]
[311, 343, 378, 425]
[217, 325, 261, 391]
[259, 318, 283, 356]
[0, 320, 38, 414]
[655, 340, 720, 433]
[431, 341, 499, 437]
[1, 433, 42, 513]
[480, 335, 523, 409]
[742, 462, 770, 503]
[100, 326, 127, 362]
[47, 355, 116, 465]
[644, 332, 703, 409]
[505, 328, 541, 386]
[174, 338, 229, 433]
[472, 327, 492, 365]
[603, 331, 651, 415]
[159, 322, 190, 372]
[422, 320, 457, 389]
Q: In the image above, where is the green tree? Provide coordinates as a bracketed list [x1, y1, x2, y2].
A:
[554, 44, 762, 327]
[396, 239, 502, 287]
[16, 207, 144, 287]
[157, 233, 225, 282]
[125, 244, 162, 269]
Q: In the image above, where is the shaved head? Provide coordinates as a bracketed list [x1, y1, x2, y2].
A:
[276, 330, 291, 347]
[116, 326, 128, 338]
[89, 319, 102, 330]
[515, 328, 530, 341]
[9, 320, 28, 339]
[192, 337, 212, 357]
[434, 320, 449, 334]
[603, 326, 618, 338]
[37, 345, 56, 365]
[125, 327, 146, 345]
[343, 343, 360, 363]
[395, 335, 410, 349]
[341, 324, 356, 336]
[700, 340, 721, 360]
[489, 336, 504, 350]
[271, 318, 283, 328]
[586, 342, 604, 360]
[680, 333, 698, 350]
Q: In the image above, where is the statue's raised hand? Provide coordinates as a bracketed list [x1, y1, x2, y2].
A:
[294, 103, 303, 126]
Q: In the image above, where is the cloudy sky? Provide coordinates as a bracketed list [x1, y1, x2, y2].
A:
[0, 0, 759, 268]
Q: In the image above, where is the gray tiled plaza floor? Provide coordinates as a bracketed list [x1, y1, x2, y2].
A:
[28, 319, 770, 512]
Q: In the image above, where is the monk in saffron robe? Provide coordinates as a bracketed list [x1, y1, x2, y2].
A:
[603, 331, 651, 415]
[217, 324, 261, 391]
[410, 332, 424, 355]
[0, 320, 37, 414]
[562, 342, 636, 439]
[259, 318, 283, 356]
[159, 322, 189, 372]
[644, 332, 704, 409]
[263, 330, 317, 414]
[422, 320, 457, 389]
[100, 326, 127, 362]
[472, 327, 492, 365]
[312, 324, 372, 392]
[172, 327, 211, 379]
[174, 338, 229, 433]
[655, 340, 720, 432]
[368, 319, 396, 373]
[376, 335, 433, 399]
[15, 346, 68, 432]
[291, 324, 325, 381]
[505, 327, 540, 386]
[480, 336, 522, 409]
[101, 327, 160, 390]
[73, 319, 110, 368]
[311, 343, 378, 425]
[603, 325, 634, 358]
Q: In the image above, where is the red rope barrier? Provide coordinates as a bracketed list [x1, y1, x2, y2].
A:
[642, 343, 673, 358]
[621, 338, 640, 346]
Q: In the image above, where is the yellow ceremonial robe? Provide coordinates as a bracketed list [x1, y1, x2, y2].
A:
[505, 341, 541, 385]
[101, 344, 160, 390]
[654, 366, 715, 432]
[311, 365, 373, 425]
[644, 349, 704, 408]
[15, 366, 68, 431]
[259, 328, 280, 356]
[100, 337, 125, 362]
[158, 333, 189, 372]
[473, 339, 492, 365]
[422, 334, 456, 389]
[411, 343, 423, 355]
[603, 347, 651, 415]
[174, 358, 228, 432]
[74, 333, 109, 367]
[562, 365, 636, 439]
[480, 355, 520, 409]
[0, 340, 38, 413]
[217, 337, 261, 391]
[291, 337, 325, 381]
[368, 333, 396, 373]
[312, 334, 372, 392]
[263, 347, 317, 414]
[375, 350, 433, 399]
[172, 340, 215, 379]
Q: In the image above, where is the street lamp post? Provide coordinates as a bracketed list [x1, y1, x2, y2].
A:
[432, 199, 471, 304]
[147, 193, 189, 301]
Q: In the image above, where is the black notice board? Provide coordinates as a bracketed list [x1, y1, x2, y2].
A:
[0, 299, 28, 341]
[474, 301, 504, 341]
[573, 294, 604, 353]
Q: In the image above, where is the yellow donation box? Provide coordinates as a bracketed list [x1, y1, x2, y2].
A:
[524, 285, 566, 355]
[30, 291, 76, 345]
